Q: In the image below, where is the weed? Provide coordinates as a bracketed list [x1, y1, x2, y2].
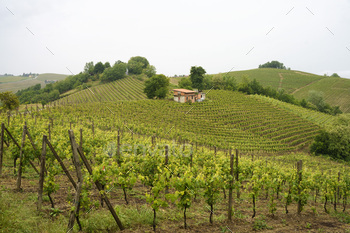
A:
[252, 215, 273, 231]
[306, 222, 312, 229]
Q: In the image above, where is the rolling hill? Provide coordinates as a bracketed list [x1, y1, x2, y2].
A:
[0, 73, 67, 93]
[171, 68, 350, 113]
[225, 68, 350, 113]
[51, 89, 328, 152]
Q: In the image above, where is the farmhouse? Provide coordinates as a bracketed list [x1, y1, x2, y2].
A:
[173, 89, 205, 103]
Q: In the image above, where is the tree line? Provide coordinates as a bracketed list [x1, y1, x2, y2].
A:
[16, 56, 155, 105]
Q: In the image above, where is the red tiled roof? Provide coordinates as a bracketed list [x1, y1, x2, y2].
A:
[173, 89, 196, 93]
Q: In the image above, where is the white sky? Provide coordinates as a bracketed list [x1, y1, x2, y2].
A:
[1, 0, 350, 78]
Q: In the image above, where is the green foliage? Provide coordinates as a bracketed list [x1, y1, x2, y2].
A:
[104, 62, 111, 69]
[259, 60, 286, 69]
[308, 90, 342, 115]
[93, 62, 105, 75]
[311, 115, 350, 161]
[0, 91, 19, 110]
[127, 56, 149, 75]
[178, 77, 192, 90]
[84, 61, 94, 75]
[144, 74, 169, 99]
[143, 65, 156, 78]
[190, 66, 206, 90]
[100, 62, 127, 83]
[331, 73, 340, 78]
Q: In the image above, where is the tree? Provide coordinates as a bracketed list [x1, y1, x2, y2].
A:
[143, 65, 156, 78]
[101, 63, 127, 83]
[93, 62, 105, 75]
[144, 74, 169, 99]
[128, 56, 150, 75]
[259, 61, 286, 69]
[308, 90, 325, 111]
[190, 66, 206, 90]
[311, 115, 350, 161]
[178, 78, 192, 90]
[331, 73, 340, 78]
[104, 62, 111, 69]
[0, 91, 20, 110]
[84, 62, 94, 75]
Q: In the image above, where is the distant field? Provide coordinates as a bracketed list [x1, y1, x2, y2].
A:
[0, 73, 68, 93]
[0, 76, 30, 83]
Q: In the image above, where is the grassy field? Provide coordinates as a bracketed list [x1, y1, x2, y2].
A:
[0, 73, 67, 93]
[0, 75, 31, 83]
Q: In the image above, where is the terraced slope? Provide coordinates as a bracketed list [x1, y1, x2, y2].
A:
[251, 95, 334, 127]
[54, 90, 321, 152]
[57, 77, 146, 104]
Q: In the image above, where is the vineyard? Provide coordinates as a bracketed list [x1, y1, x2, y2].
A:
[56, 77, 146, 104]
[49, 90, 323, 153]
[0, 104, 349, 232]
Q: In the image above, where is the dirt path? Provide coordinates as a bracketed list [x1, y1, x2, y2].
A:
[278, 73, 283, 89]
[291, 79, 320, 94]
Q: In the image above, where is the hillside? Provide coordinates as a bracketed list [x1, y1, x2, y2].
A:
[225, 68, 350, 113]
[171, 68, 350, 113]
[51, 90, 326, 152]
[56, 77, 146, 104]
[0, 73, 67, 93]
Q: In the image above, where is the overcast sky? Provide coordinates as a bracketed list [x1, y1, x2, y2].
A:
[1, 0, 349, 78]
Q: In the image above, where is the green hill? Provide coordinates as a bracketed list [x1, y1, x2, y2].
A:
[0, 73, 67, 93]
[213, 68, 350, 113]
[56, 77, 146, 104]
[51, 89, 325, 152]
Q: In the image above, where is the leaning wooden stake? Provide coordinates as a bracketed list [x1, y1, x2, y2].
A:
[45, 137, 77, 189]
[67, 130, 83, 232]
[16, 125, 27, 191]
[228, 148, 234, 221]
[37, 135, 47, 211]
[76, 146, 124, 231]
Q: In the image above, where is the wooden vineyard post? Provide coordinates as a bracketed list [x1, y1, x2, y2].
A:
[0, 123, 4, 175]
[165, 145, 169, 194]
[7, 112, 10, 126]
[117, 130, 121, 164]
[37, 135, 47, 211]
[228, 148, 234, 221]
[76, 146, 124, 231]
[80, 128, 83, 149]
[297, 160, 303, 215]
[67, 130, 83, 232]
[48, 124, 51, 141]
[16, 125, 27, 191]
[45, 137, 76, 189]
[235, 149, 240, 198]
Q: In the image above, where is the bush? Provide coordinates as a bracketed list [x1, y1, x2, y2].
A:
[310, 115, 350, 161]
